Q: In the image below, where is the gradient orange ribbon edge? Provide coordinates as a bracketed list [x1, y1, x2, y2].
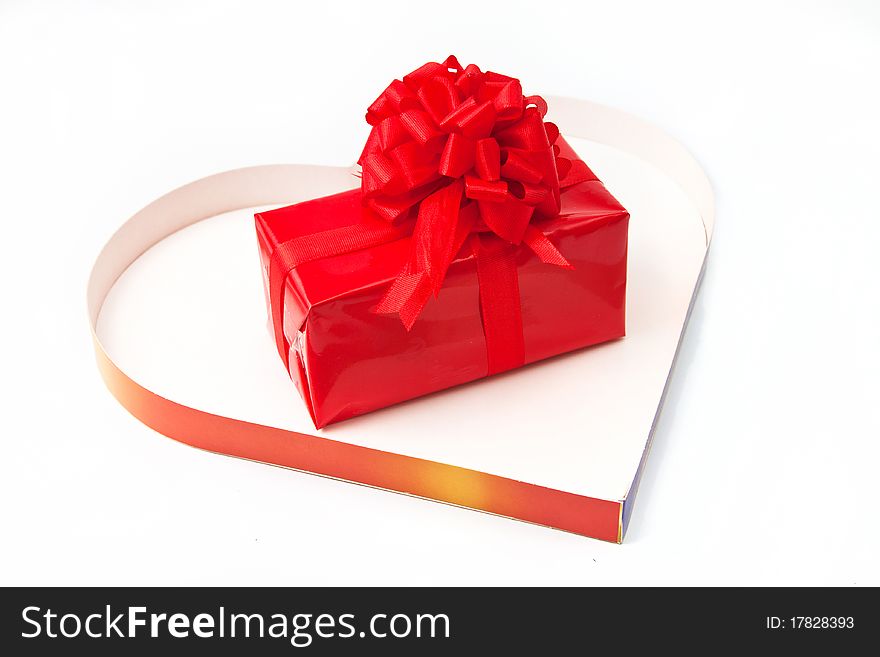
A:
[92, 333, 621, 541]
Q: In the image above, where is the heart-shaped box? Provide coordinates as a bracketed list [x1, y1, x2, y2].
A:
[88, 97, 714, 542]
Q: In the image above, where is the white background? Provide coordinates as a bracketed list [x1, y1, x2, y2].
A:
[1, 0, 878, 585]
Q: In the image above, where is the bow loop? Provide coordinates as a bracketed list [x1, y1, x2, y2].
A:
[455, 63, 484, 97]
[500, 149, 544, 184]
[417, 76, 460, 124]
[367, 79, 420, 125]
[491, 79, 524, 122]
[474, 138, 501, 181]
[442, 55, 463, 72]
[464, 175, 508, 202]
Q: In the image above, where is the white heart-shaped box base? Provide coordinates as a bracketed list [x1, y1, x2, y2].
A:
[89, 98, 714, 542]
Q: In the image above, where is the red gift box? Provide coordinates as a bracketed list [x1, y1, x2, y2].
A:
[256, 57, 628, 428]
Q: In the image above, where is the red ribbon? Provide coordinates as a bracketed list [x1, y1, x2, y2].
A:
[270, 57, 596, 376]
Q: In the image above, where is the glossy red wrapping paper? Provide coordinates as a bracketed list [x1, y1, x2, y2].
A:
[256, 138, 628, 428]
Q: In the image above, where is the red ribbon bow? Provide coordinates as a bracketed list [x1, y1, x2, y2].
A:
[360, 55, 592, 330]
